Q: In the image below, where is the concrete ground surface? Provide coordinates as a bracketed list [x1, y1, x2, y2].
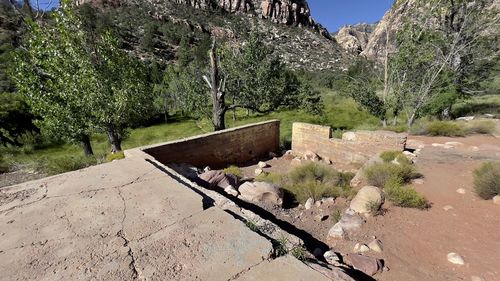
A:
[0, 158, 329, 281]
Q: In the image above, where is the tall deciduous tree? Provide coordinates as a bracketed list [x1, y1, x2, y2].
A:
[11, 0, 153, 154]
[10, 3, 97, 155]
[389, 0, 499, 126]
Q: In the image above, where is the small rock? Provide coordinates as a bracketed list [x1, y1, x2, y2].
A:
[412, 178, 424, 185]
[432, 143, 445, 147]
[353, 243, 370, 253]
[324, 251, 342, 266]
[471, 276, 485, 281]
[315, 200, 322, 207]
[322, 197, 335, 204]
[346, 254, 383, 276]
[304, 150, 320, 161]
[328, 224, 345, 239]
[368, 239, 383, 253]
[315, 214, 329, 222]
[258, 161, 268, 168]
[445, 141, 463, 147]
[238, 181, 283, 206]
[443, 145, 454, 149]
[254, 168, 264, 176]
[447, 252, 465, 265]
[224, 185, 239, 197]
[203, 166, 211, 172]
[493, 195, 500, 205]
[383, 266, 390, 272]
[456, 188, 466, 194]
[342, 132, 357, 141]
[443, 205, 454, 211]
[268, 152, 278, 158]
[470, 146, 479, 152]
[456, 116, 475, 121]
[305, 198, 314, 210]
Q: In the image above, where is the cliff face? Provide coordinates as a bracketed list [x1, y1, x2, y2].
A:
[334, 23, 376, 54]
[360, 0, 499, 61]
[170, 0, 330, 37]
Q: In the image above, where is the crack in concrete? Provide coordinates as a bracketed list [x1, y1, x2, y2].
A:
[0, 184, 48, 215]
[135, 208, 208, 243]
[226, 258, 268, 281]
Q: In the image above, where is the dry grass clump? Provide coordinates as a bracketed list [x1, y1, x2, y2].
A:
[223, 165, 243, 178]
[411, 119, 496, 136]
[364, 162, 418, 188]
[384, 179, 429, 209]
[473, 162, 500, 200]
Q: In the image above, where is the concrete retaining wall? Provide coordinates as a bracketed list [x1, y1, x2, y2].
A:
[292, 122, 407, 165]
[143, 120, 280, 168]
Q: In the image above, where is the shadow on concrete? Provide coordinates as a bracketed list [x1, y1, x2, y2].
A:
[147, 160, 377, 281]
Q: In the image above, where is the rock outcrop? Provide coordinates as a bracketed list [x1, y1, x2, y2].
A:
[334, 23, 376, 54]
[170, 0, 330, 36]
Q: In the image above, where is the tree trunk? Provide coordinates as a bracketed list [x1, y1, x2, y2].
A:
[208, 38, 226, 131]
[382, 119, 387, 128]
[81, 135, 94, 156]
[107, 125, 122, 153]
[382, 21, 390, 128]
[392, 115, 398, 126]
[441, 106, 451, 120]
[407, 112, 417, 128]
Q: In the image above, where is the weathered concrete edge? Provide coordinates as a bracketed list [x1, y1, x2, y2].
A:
[128, 119, 280, 153]
[125, 146, 303, 245]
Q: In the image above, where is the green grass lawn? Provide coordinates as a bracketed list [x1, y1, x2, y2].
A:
[0, 95, 380, 175]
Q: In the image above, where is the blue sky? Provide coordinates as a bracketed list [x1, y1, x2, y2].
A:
[308, 0, 395, 32]
[32, 0, 394, 32]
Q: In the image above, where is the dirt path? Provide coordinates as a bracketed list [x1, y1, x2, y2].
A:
[358, 135, 500, 281]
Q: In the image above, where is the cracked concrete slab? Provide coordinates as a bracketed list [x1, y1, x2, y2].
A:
[234, 255, 330, 281]
[0, 157, 329, 281]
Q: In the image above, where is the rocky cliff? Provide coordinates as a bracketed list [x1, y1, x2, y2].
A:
[334, 23, 376, 54]
[75, 0, 348, 71]
[361, 0, 499, 61]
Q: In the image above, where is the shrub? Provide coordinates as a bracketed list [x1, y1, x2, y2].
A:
[366, 200, 383, 216]
[275, 236, 289, 257]
[384, 179, 429, 209]
[291, 246, 307, 262]
[364, 162, 418, 187]
[336, 171, 355, 188]
[245, 219, 259, 232]
[284, 163, 351, 203]
[288, 162, 336, 185]
[331, 209, 342, 223]
[255, 172, 284, 185]
[425, 121, 465, 136]
[39, 154, 105, 175]
[106, 151, 125, 162]
[473, 162, 500, 199]
[380, 151, 402, 163]
[223, 165, 243, 178]
[464, 120, 496, 135]
[285, 180, 337, 203]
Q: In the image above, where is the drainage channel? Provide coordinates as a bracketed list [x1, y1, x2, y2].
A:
[147, 159, 376, 281]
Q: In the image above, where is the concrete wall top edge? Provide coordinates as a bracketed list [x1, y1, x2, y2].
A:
[141, 119, 280, 153]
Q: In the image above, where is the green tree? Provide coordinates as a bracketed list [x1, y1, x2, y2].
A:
[91, 32, 152, 152]
[389, 0, 499, 126]
[10, 4, 97, 155]
[10, 0, 153, 154]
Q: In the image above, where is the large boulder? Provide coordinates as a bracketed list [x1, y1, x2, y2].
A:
[346, 254, 383, 276]
[349, 186, 384, 214]
[198, 170, 238, 190]
[238, 181, 284, 206]
[350, 155, 383, 188]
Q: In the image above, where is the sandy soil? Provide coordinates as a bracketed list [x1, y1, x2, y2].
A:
[239, 135, 500, 281]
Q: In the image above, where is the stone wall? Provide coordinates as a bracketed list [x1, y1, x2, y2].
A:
[143, 120, 280, 168]
[292, 122, 407, 166]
